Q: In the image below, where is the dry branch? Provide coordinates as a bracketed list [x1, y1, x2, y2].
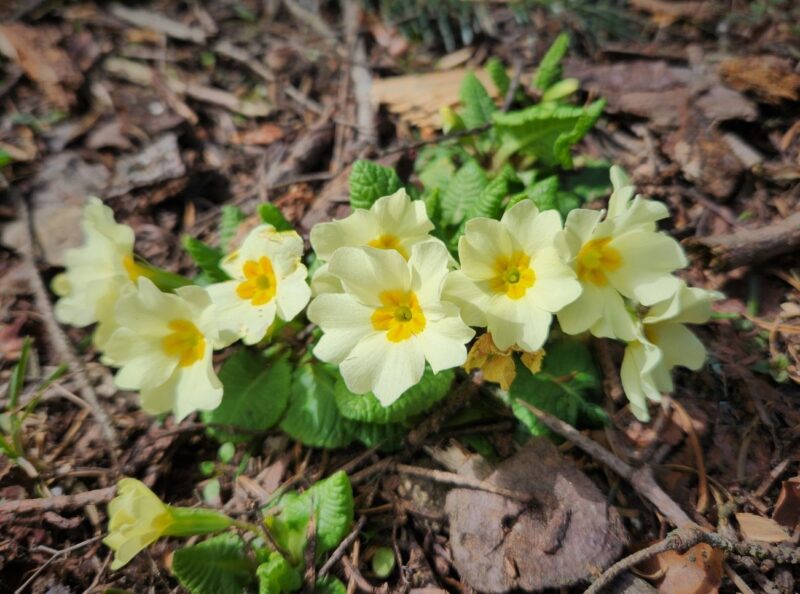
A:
[0, 486, 116, 515]
[684, 211, 800, 270]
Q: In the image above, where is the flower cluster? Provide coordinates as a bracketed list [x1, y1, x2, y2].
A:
[56, 165, 715, 423]
[54, 201, 310, 420]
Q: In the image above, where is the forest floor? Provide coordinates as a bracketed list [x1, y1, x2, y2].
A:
[0, 1, 799, 593]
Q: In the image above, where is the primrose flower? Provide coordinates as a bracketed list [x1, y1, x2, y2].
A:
[620, 284, 719, 421]
[105, 478, 232, 569]
[53, 197, 146, 348]
[206, 225, 310, 345]
[463, 333, 544, 390]
[309, 189, 435, 294]
[444, 201, 581, 352]
[556, 168, 687, 341]
[103, 278, 223, 420]
[307, 241, 474, 405]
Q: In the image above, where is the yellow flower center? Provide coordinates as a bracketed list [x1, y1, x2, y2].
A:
[576, 238, 622, 286]
[162, 319, 205, 367]
[236, 256, 278, 306]
[367, 234, 408, 259]
[123, 255, 150, 281]
[489, 251, 535, 299]
[371, 290, 426, 342]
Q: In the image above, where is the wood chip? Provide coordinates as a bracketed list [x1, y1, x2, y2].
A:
[735, 512, 792, 543]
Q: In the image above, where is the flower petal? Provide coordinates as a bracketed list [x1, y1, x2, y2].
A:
[310, 210, 379, 261]
[328, 246, 410, 306]
[459, 218, 512, 280]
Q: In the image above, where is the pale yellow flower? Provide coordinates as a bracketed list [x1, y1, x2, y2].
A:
[620, 284, 719, 421]
[444, 201, 581, 352]
[556, 167, 686, 341]
[307, 241, 474, 405]
[104, 478, 233, 569]
[104, 478, 174, 570]
[309, 189, 435, 294]
[104, 278, 223, 420]
[206, 225, 310, 345]
[53, 197, 146, 348]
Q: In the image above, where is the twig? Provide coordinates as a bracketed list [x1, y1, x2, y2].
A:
[407, 380, 479, 448]
[14, 535, 103, 594]
[341, 555, 378, 594]
[15, 194, 120, 462]
[376, 124, 492, 158]
[514, 399, 693, 527]
[394, 463, 533, 502]
[584, 526, 800, 594]
[0, 486, 116, 515]
[684, 211, 800, 270]
[501, 60, 523, 112]
[302, 515, 317, 594]
[667, 397, 709, 514]
[318, 516, 368, 578]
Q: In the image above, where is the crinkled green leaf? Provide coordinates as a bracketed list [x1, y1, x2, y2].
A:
[534, 33, 570, 91]
[219, 205, 246, 251]
[466, 164, 515, 220]
[334, 368, 454, 424]
[258, 203, 293, 232]
[418, 154, 456, 192]
[257, 552, 301, 594]
[348, 160, 402, 210]
[493, 100, 604, 167]
[485, 57, 510, 97]
[509, 336, 605, 436]
[564, 161, 612, 202]
[202, 352, 291, 443]
[459, 71, 497, 129]
[172, 534, 255, 594]
[182, 235, 229, 283]
[441, 160, 488, 225]
[280, 363, 354, 449]
[348, 421, 405, 451]
[265, 471, 354, 564]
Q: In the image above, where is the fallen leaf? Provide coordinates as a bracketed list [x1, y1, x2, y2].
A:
[232, 123, 285, 146]
[629, 0, 721, 25]
[0, 23, 82, 109]
[720, 56, 800, 103]
[445, 439, 626, 593]
[106, 133, 186, 198]
[772, 477, 800, 530]
[648, 542, 722, 594]
[735, 512, 792, 543]
[372, 68, 498, 130]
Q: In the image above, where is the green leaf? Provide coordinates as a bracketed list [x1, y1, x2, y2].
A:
[219, 205, 246, 251]
[563, 161, 612, 202]
[534, 33, 570, 91]
[9, 337, 31, 409]
[334, 368, 454, 424]
[485, 57, 510, 97]
[509, 336, 605, 436]
[0, 149, 14, 168]
[182, 236, 229, 283]
[172, 534, 255, 594]
[348, 160, 402, 210]
[541, 78, 580, 102]
[258, 203, 293, 232]
[280, 363, 354, 449]
[493, 100, 605, 168]
[266, 471, 354, 564]
[459, 72, 496, 129]
[202, 352, 292, 443]
[418, 154, 456, 192]
[521, 176, 560, 211]
[466, 164, 515, 220]
[347, 421, 405, 451]
[257, 552, 301, 594]
[441, 160, 488, 225]
[315, 576, 347, 594]
[371, 547, 396, 578]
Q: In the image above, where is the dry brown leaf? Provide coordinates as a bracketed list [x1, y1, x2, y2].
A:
[719, 56, 800, 103]
[232, 123, 285, 146]
[651, 542, 723, 594]
[735, 512, 792, 543]
[772, 476, 800, 530]
[629, 0, 721, 25]
[371, 68, 498, 130]
[0, 23, 82, 109]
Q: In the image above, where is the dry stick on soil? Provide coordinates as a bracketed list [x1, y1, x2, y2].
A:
[394, 463, 533, 502]
[318, 516, 368, 578]
[13, 535, 104, 594]
[514, 399, 693, 527]
[0, 486, 116, 515]
[584, 525, 800, 594]
[15, 195, 120, 462]
[683, 211, 800, 270]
